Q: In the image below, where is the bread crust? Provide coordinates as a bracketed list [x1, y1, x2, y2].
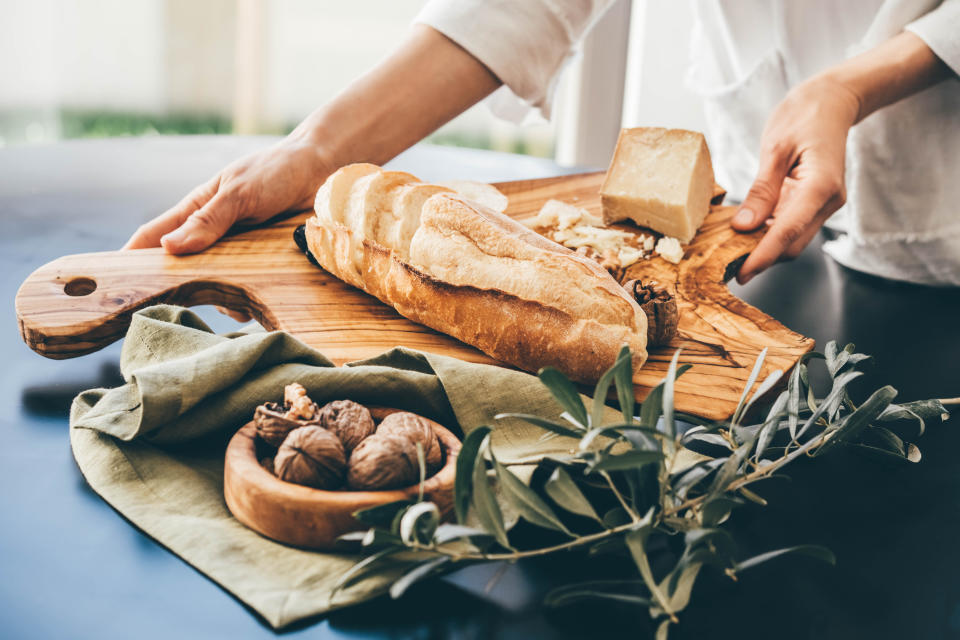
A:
[305, 166, 648, 383]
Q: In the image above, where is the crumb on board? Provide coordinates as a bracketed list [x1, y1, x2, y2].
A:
[527, 198, 686, 273]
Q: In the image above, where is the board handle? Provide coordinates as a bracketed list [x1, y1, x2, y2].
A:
[15, 248, 269, 359]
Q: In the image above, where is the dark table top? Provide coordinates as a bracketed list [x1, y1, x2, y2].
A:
[2, 136, 959, 640]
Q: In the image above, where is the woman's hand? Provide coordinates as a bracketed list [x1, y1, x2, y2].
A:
[123, 25, 499, 256]
[731, 31, 952, 284]
[731, 75, 861, 283]
[123, 137, 332, 254]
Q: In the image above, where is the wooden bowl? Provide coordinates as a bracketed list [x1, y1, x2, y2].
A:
[223, 408, 461, 550]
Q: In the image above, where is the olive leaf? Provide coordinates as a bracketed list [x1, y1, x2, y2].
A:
[738, 487, 767, 505]
[795, 369, 864, 441]
[538, 366, 588, 427]
[662, 349, 682, 439]
[399, 502, 440, 546]
[454, 426, 491, 523]
[739, 369, 783, 423]
[787, 371, 803, 442]
[733, 545, 836, 573]
[613, 344, 635, 423]
[545, 580, 651, 607]
[879, 398, 949, 437]
[579, 423, 661, 452]
[638, 364, 693, 433]
[814, 385, 897, 456]
[625, 516, 674, 621]
[682, 431, 733, 449]
[389, 555, 450, 599]
[700, 496, 743, 527]
[352, 500, 416, 529]
[755, 390, 788, 461]
[824, 341, 840, 374]
[731, 347, 767, 426]
[433, 524, 492, 545]
[704, 439, 753, 502]
[656, 620, 672, 640]
[470, 435, 512, 550]
[330, 546, 405, 601]
[360, 529, 403, 550]
[544, 467, 603, 524]
[492, 455, 573, 536]
[863, 425, 907, 457]
[593, 348, 631, 428]
[591, 450, 664, 473]
[602, 506, 632, 528]
[660, 561, 703, 613]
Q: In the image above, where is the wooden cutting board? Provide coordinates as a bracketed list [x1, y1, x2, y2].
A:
[15, 171, 813, 420]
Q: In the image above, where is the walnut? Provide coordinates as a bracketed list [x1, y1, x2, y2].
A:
[375, 412, 443, 473]
[254, 384, 325, 447]
[347, 432, 421, 490]
[255, 403, 309, 448]
[274, 426, 346, 489]
[284, 383, 316, 420]
[623, 279, 679, 346]
[318, 400, 376, 453]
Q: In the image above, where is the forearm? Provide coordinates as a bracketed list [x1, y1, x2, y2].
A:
[822, 30, 953, 124]
[291, 24, 501, 170]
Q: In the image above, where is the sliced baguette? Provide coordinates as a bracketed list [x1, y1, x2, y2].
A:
[306, 165, 648, 382]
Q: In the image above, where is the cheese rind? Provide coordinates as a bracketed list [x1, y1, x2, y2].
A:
[600, 127, 716, 243]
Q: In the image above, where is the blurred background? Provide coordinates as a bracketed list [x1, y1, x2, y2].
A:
[0, 0, 706, 166]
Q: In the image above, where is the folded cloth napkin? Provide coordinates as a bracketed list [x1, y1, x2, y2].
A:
[70, 305, 597, 628]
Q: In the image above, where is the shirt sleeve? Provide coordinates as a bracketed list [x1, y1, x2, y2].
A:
[414, 0, 615, 119]
[905, 0, 960, 76]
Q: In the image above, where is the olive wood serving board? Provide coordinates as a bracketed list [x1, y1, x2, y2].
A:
[15, 171, 814, 420]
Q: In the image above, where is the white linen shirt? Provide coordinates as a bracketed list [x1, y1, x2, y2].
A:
[416, 0, 960, 286]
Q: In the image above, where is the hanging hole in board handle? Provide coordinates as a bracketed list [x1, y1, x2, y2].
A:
[64, 276, 97, 297]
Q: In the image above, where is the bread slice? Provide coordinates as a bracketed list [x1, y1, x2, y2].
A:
[306, 165, 648, 383]
[601, 127, 715, 243]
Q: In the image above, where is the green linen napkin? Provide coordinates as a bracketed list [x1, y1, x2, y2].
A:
[70, 305, 601, 629]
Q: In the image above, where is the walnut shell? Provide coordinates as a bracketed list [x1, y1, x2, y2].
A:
[318, 400, 376, 453]
[623, 279, 678, 346]
[254, 402, 308, 448]
[274, 426, 346, 489]
[284, 383, 317, 420]
[347, 432, 421, 491]
[375, 412, 443, 473]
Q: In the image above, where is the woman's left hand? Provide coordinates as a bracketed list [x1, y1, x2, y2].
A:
[731, 74, 862, 283]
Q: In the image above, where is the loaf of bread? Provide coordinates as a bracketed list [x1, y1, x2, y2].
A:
[306, 163, 648, 383]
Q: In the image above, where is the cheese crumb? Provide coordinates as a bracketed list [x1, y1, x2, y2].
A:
[533, 199, 603, 229]
[531, 199, 651, 270]
[655, 236, 684, 264]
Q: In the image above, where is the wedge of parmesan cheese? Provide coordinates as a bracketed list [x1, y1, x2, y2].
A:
[601, 127, 715, 243]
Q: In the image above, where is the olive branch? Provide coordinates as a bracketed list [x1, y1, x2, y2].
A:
[333, 342, 951, 638]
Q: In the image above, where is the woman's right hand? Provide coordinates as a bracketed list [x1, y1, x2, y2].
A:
[123, 136, 332, 254]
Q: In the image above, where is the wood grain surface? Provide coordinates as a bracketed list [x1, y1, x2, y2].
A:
[15, 171, 814, 419]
